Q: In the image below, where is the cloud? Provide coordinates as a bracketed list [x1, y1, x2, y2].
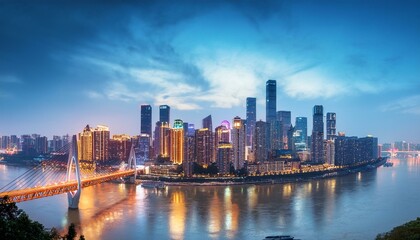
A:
[381, 95, 420, 115]
[85, 91, 103, 99]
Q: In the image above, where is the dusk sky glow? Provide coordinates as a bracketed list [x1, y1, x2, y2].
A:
[1, 0, 420, 143]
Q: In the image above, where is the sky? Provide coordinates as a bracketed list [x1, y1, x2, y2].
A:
[0, 0, 420, 143]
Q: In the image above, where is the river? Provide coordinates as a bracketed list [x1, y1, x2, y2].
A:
[1, 157, 419, 240]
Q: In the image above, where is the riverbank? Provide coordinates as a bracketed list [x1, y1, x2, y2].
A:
[138, 157, 387, 186]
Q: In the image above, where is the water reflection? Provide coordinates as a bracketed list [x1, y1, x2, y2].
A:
[2, 158, 420, 239]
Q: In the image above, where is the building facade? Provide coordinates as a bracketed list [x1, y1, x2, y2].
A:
[311, 105, 324, 163]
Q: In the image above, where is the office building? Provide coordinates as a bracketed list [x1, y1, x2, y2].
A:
[195, 128, 213, 166]
[246, 97, 256, 146]
[78, 125, 94, 161]
[266, 80, 277, 123]
[295, 117, 307, 147]
[202, 115, 213, 131]
[326, 112, 336, 141]
[311, 105, 324, 163]
[231, 116, 245, 170]
[217, 143, 233, 174]
[254, 120, 268, 162]
[277, 111, 292, 149]
[109, 134, 132, 162]
[92, 125, 110, 161]
[141, 105, 152, 136]
[170, 119, 184, 164]
[159, 105, 170, 124]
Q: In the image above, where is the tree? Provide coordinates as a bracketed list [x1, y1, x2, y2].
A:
[376, 217, 420, 240]
[0, 196, 52, 240]
[65, 223, 77, 240]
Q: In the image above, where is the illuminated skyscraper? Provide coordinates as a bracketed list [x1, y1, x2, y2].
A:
[326, 112, 337, 141]
[311, 105, 324, 163]
[231, 116, 245, 170]
[159, 122, 171, 158]
[159, 105, 170, 124]
[246, 97, 256, 147]
[195, 128, 213, 166]
[141, 105, 152, 136]
[217, 143, 233, 174]
[295, 117, 308, 147]
[277, 111, 291, 149]
[93, 125, 110, 161]
[266, 80, 276, 123]
[109, 134, 131, 161]
[254, 120, 268, 162]
[78, 125, 93, 161]
[170, 119, 184, 164]
[202, 115, 212, 131]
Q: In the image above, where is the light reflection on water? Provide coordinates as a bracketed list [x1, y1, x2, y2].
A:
[1, 157, 420, 239]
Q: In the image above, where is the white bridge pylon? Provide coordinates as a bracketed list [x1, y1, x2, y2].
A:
[66, 135, 81, 209]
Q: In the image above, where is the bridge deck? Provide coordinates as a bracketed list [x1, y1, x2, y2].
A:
[0, 169, 135, 203]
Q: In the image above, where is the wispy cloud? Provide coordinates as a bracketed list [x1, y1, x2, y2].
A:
[381, 95, 420, 115]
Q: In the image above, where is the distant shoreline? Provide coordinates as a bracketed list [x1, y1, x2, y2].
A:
[138, 157, 387, 186]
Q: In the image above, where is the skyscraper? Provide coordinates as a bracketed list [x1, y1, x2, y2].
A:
[159, 105, 170, 124]
[231, 116, 245, 170]
[141, 105, 152, 136]
[254, 120, 268, 162]
[326, 112, 337, 141]
[78, 125, 93, 161]
[311, 105, 324, 163]
[277, 111, 291, 149]
[159, 122, 171, 158]
[170, 119, 184, 164]
[295, 117, 308, 147]
[246, 97, 256, 147]
[195, 128, 213, 166]
[266, 80, 277, 123]
[217, 143, 233, 174]
[202, 115, 213, 131]
[93, 125, 110, 161]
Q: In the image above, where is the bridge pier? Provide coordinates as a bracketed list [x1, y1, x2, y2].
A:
[67, 135, 82, 209]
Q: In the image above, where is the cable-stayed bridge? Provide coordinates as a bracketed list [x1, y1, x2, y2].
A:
[0, 135, 137, 209]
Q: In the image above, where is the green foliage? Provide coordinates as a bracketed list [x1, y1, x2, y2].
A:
[376, 217, 420, 240]
[1, 196, 83, 240]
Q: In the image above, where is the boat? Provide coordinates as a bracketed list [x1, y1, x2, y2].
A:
[264, 236, 296, 240]
[141, 181, 166, 189]
[383, 162, 394, 167]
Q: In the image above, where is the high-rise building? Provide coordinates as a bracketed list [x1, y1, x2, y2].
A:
[170, 119, 184, 164]
[159, 122, 171, 158]
[21, 135, 35, 155]
[52, 136, 63, 152]
[159, 105, 170, 124]
[217, 143, 233, 174]
[254, 120, 268, 162]
[295, 117, 308, 147]
[183, 123, 196, 176]
[10, 135, 19, 150]
[311, 105, 324, 163]
[202, 115, 213, 131]
[324, 140, 335, 165]
[246, 97, 256, 147]
[137, 134, 150, 163]
[78, 125, 94, 161]
[109, 134, 131, 161]
[93, 125, 110, 161]
[195, 128, 213, 166]
[141, 105, 152, 136]
[266, 80, 277, 123]
[231, 116, 245, 170]
[1, 136, 10, 149]
[334, 134, 379, 166]
[277, 111, 292, 149]
[326, 112, 336, 141]
[35, 136, 48, 154]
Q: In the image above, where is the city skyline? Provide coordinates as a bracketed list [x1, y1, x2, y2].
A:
[1, 1, 420, 143]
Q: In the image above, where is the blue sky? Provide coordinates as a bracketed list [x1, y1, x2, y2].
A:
[1, 0, 419, 143]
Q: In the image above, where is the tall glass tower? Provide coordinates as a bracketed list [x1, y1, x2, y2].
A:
[246, 97, 256, 146]
[311, 105, 324, 163]
[265, 80, 277, 123]
[159, 105, 170, 124]
[326, 112, 337, 141]
[141, 105, 152, 136]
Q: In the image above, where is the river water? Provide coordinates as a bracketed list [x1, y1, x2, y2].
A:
[1, 157, 419, 240]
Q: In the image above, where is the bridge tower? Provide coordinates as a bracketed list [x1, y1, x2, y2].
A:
[127, 143, 137, 184]
[66, 135, 82, 209]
